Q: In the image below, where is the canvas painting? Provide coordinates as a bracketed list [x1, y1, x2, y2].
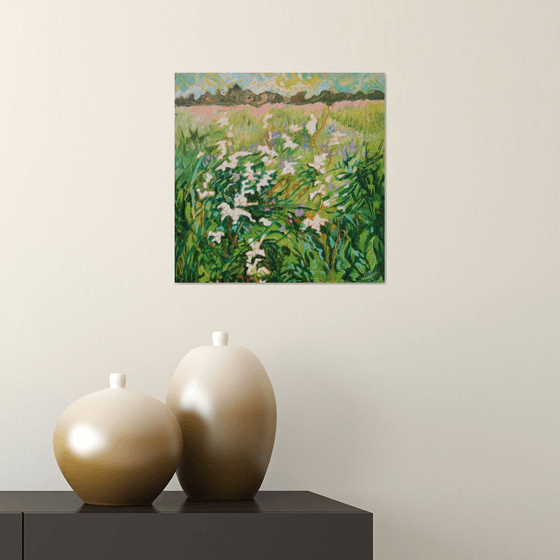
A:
[175, 73, 385, 283]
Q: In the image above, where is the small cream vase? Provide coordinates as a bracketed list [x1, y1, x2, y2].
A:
[53, 373, 183, 506]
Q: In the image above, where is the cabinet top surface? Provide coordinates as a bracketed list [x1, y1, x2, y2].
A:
[0, 491, 370, 514]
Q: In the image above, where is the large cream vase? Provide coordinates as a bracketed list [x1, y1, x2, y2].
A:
[166, 332, 277, 500]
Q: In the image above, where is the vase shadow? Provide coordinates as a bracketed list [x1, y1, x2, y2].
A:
[181, 498, 260, 513]
[77, 504, 157, 513]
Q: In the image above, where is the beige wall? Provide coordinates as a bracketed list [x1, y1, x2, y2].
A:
[1, 0, 559, 558]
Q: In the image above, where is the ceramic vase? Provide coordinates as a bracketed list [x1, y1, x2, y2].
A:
[166, 332, 277, 500]
[53, 373, 183, 506]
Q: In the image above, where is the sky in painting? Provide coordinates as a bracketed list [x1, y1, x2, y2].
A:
[175, 73, 385, 99]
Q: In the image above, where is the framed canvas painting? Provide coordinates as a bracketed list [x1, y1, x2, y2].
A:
[175, 73, 385, 283]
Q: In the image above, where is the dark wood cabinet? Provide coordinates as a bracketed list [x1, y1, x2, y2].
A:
[0, 512, 21, 560]
[1, 491, 372, 560]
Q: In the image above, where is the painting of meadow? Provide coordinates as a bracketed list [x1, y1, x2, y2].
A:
[175, 73, 385, 283]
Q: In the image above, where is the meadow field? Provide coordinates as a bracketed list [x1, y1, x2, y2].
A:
[175, 100, 385, 282]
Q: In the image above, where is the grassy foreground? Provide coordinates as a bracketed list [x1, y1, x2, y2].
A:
[175, 101, 385, 283]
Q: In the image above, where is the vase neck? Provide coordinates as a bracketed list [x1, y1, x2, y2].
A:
[109, 373, 126, 388]
[212, 332, 229, 346]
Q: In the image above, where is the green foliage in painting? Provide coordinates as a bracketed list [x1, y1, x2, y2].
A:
[175, 74, 385, 283]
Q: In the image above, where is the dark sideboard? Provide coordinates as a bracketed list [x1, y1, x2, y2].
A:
[0, 491, 373, 559]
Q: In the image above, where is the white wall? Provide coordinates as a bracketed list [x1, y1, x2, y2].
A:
[1, 0, 559, 558]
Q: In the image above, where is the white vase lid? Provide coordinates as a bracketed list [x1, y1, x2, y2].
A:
[212, 331, 229, 346]
[109, 373, 126, 388]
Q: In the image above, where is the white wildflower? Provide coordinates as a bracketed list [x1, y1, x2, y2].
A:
[246, 258, 262, 276]
[309, 182, 326, 201]
[308, 153, 328, 174]
[328, 130, 347, 146]
[208, 231, 224, 244]
[216, 150, 251, 171]
[281, 161, 297, 175]
[240, 179, 254, 196]
[234, 193, 248, 207]
[216, 159, 231, 171]
[218, 202, 254, 224]
[257, 145, 278, 166]
[259, 217, 272, 226]
[246, 260, 271, 277]
[246, 237, 266, 262]
[302, 214, 328, 233]
[306, 113, 317, 136]
[242, 162, 256, 181]
[196, 188, 215, 199]
[245, 236, 269, 276]
[290, 124, 302, 133]
[217, 115, 229, 128]
[338, 205, 346, 212]
[215, 140, 228, 159]
[257, 145, 276, 157]
[281, 133, 298, 150]
[196, 173, 214, 199]
[234, 192, 256, 208]
[256, 170, 274, 192]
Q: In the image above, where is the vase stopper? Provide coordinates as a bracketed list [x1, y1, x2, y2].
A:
[109, 373, 126, 388]
[212, 332, 229, 346]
